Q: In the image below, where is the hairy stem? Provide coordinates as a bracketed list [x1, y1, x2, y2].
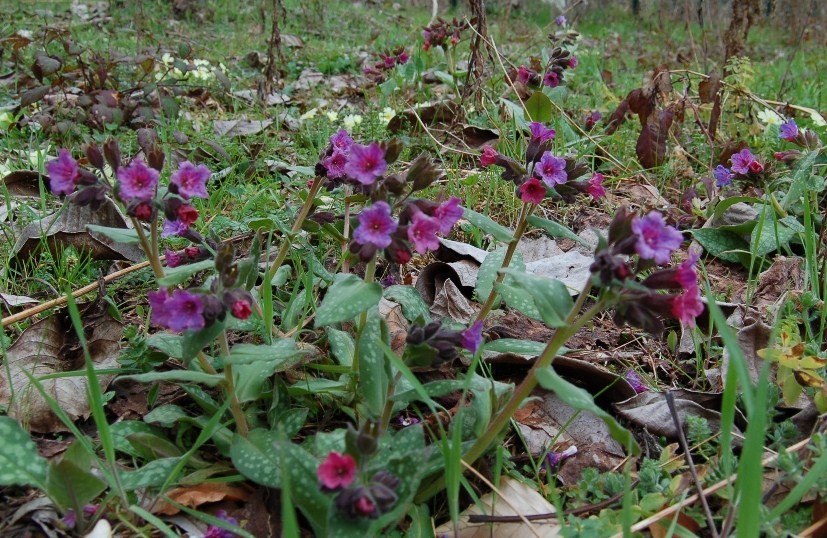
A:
[219, 331, 249, 437]
[474, 203, 535, 322]
[132, 217, 165, 280]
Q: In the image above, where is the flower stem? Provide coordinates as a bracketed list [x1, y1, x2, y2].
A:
[218, 330, 249, 437]
[352, 257, 377, 377]
[415, 284, 602, 503]
[474, 203, 535, 322]
[131, 217, 165, 280]
[259, 177, 324, 297]
[342, 185, 352, 273]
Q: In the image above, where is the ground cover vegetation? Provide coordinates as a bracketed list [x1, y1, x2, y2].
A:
[1, 0, 826, 535]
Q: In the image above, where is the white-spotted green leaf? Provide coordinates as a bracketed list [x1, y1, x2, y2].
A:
[156, 259, 215, 287]
[383, 285, 431, 322]
[224, 339, 302, 366]
[315, 273, 382, 327]
[0, 417, 47, 488]
[475, 247, 524, 306]
[462, 208, 514, 243]
[146, 333, 184, 359]
[121, 370, 224, 386]
[358, 307, 388, 418]
[483, 338, 546, 356]
[120, 458, 179, 489]
[144, 404, 189, 428]
[780, 150, 819, 210]
[691, 228, 749, 264]
[326, 328, 355, 366]
[527, 215, 587, 245]
[500, 268, 573, 328]
[494, 280, 541, 320]
[85, 224, 140, 244]
[536, 367, 640, 455]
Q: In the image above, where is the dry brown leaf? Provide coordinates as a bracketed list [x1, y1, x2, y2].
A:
[213, 119, 273, 137]
[379, 298, 408, 355]
[153, 483, 252, 516]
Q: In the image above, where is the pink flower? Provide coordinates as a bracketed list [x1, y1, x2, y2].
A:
[46, 149, 80, 196]
[117, 159, 159, 202]
[517, 65, 531, 84]
[730, 148, 759, 175]
[407, 210, 440, 253]
[171, 161, 210, 199]
[528, 122, 556, 143]
[671, 285, 704, 327]
[317, 451, 357, 490]
[165, 249, 184, 268]
[642, 251, 699, 290]
[433, 197, 462, 234]
[330, 129, 354, 152]
[586, 173, 606, 199]
[354, 201, 398, 249]
[568, 56, 578, 69]
[323, 150, 349, 179]
[356, 497, 376, 517]
[535, 151, 567, 186]
[177, 204, 199, 227]
[518, 177, 546, 204]
[480, 146, 498, 167]
[231, 299, 252, 320]
[631, 211, 683, 264]
[396, 51, 410, 64]
[345, 143, 388, 185]
[543, 71, 560, 88]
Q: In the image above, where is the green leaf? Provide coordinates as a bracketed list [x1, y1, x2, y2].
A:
[326, 328, 355, 366]
[500, 269, 573, 328]
[224, 339, 302, 366]
[711, 196, 765, 221]
[144, 404, 189, 427]
[483, 338, 546, 356]
[120, 458, 180, 489]
[156, 259, 215, 287]
[0, 417, 48, 488]
[536, 367, 640, 455]
[780, 150, 819, 210]
[383, 285, 431, 322]
[85, 224, 140, 244]
[462, 208, 514, 243]
[475, 247, 525, 306]
[525, 91, 553, 123]
[315, 273, 382, 327]
[121, 370, 224, 386]
[750, 214, 796, 258]
[691, 228, 750, 263]
[358, 308, 389, 418]
[500, 98, 528, 128]
[527, 215, 587, 245]
[146, 333, 184, 359]
[494, 280, 541, 320]
[181, 319, 226, 361]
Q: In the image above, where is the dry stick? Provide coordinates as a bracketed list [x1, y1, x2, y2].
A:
[609, 436, 813, 538]
[665, 391, 720, 538]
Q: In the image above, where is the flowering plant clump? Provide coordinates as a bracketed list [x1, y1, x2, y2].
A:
[712, 147, 765, 187]
[514, 47, 578, 90]
[363, 46, 410, 83]
[421, 17, 467, 51]
[590, 207, 703, 334]
[404, 319, 484, 367]
[156, 52, 226, 83]
[479, 121, 604, 206]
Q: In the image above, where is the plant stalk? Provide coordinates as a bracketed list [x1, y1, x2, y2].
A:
[131, 217, 165, 279]
[219, 331, 249, 437]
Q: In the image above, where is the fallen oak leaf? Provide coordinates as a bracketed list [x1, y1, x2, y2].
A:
[153, 482, 252, 515]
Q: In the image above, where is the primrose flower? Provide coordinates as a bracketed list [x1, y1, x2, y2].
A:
[535, 151, 568, 186]
[117, 159, 159, 202]
[300, 108, 319, 121]
[529, 122, 556, 143]
[518, 177, 546, 204]
[625, 371, 648, 393]
[671, 285, 704, 327]
[149, 288, 205, 333]
[730, 148, 762, 175]
[330, 129, 353, 151]
[345, 143, 388, 185]
[631, 211, 683, 264]
[713, 165, 733, 187]
[543, 71, 560, 88]
[407, 210, 440, 253]
[433, 197, 463, 234]
[171, 161, 210, 199]
[586, 173, 606, 200]
[381, 107, 395, 125]
[354, 201, 398, 249]
[46, 149, 80, 196]
[326, 110, 339, 122]
[318, 451, 357, 491]
[460, 321, 484, 354]
[343, 114, 363, 130]
[779, 118, 798, 141]
[757, 108, 782, 126]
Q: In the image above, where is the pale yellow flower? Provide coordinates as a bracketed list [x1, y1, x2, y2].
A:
[343, 114, 363, 130]
[757, 108, 782, 125]
[300, 108, 319, 121]
[380, 107, 395, 125]
[326, 110, 339, 122]
[810, 111, 826, 127]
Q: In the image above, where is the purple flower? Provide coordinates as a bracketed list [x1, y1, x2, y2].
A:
[162, 219, 189, 238]
[671, 285, 704, 327]
[625, 371, 648, 393]
[397, 415, 420, 427]
[586, 173, 606, 199]
[330, 129, 354, 152]
[543, 71, 560, 88]
[460, 321, 484, 354]
[730, 148, 758, 175]
[529, 122, 556, 143]
[713, 165, 733, 187]
[568, 56, 578, 69]
[354, 201, 398, 249]
[117, 159, 159, 202]
[546, 445, 576, 469]
[170, 161, 210, 199]
[151, 288, 205, 333]
[518, 177, 546, 204]
[585, 111, 602, 130]
[535, 151, 567, 186]
[407, 210, 440, 253]
[165, 249, 184, 268]
[517, 65, 532, 84]
[779, 119, 798, 141]
[631, 211, 683, 264]
[345, 143, 388, 185]
[46, 149, 80, 196]
[204, 510, 240, 538]
[323, 150, 349, 179]
[642, 251, 699, 290]
[433, 197, 463, 234]
[554, 15, 567, 26]
[480, 146, 499, 166]
[397, 51, 410, 64]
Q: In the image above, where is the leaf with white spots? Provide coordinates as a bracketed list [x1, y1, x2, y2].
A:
[315, 273, 382, 327]
[358, 307, 388, 418]
[0, 416, 48, 488]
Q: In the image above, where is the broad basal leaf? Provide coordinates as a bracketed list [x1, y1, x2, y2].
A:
[315, 273, 382, 327]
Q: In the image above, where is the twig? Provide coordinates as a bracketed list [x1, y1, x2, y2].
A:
[665, 390, 720, 538]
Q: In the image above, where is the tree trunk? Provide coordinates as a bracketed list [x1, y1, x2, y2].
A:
[723, 0, 760, 64]
[462, 0, 489, 106]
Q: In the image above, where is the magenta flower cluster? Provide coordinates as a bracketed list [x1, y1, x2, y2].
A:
[421, 17, 466, 51]
[317, 451, 401, 520]
[405, 319, 483, 366]
[363, 46, 409, 81]
[148, 286, 255, 333]
[712, 147, 764, 188]
[515, 48, 577, 90]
